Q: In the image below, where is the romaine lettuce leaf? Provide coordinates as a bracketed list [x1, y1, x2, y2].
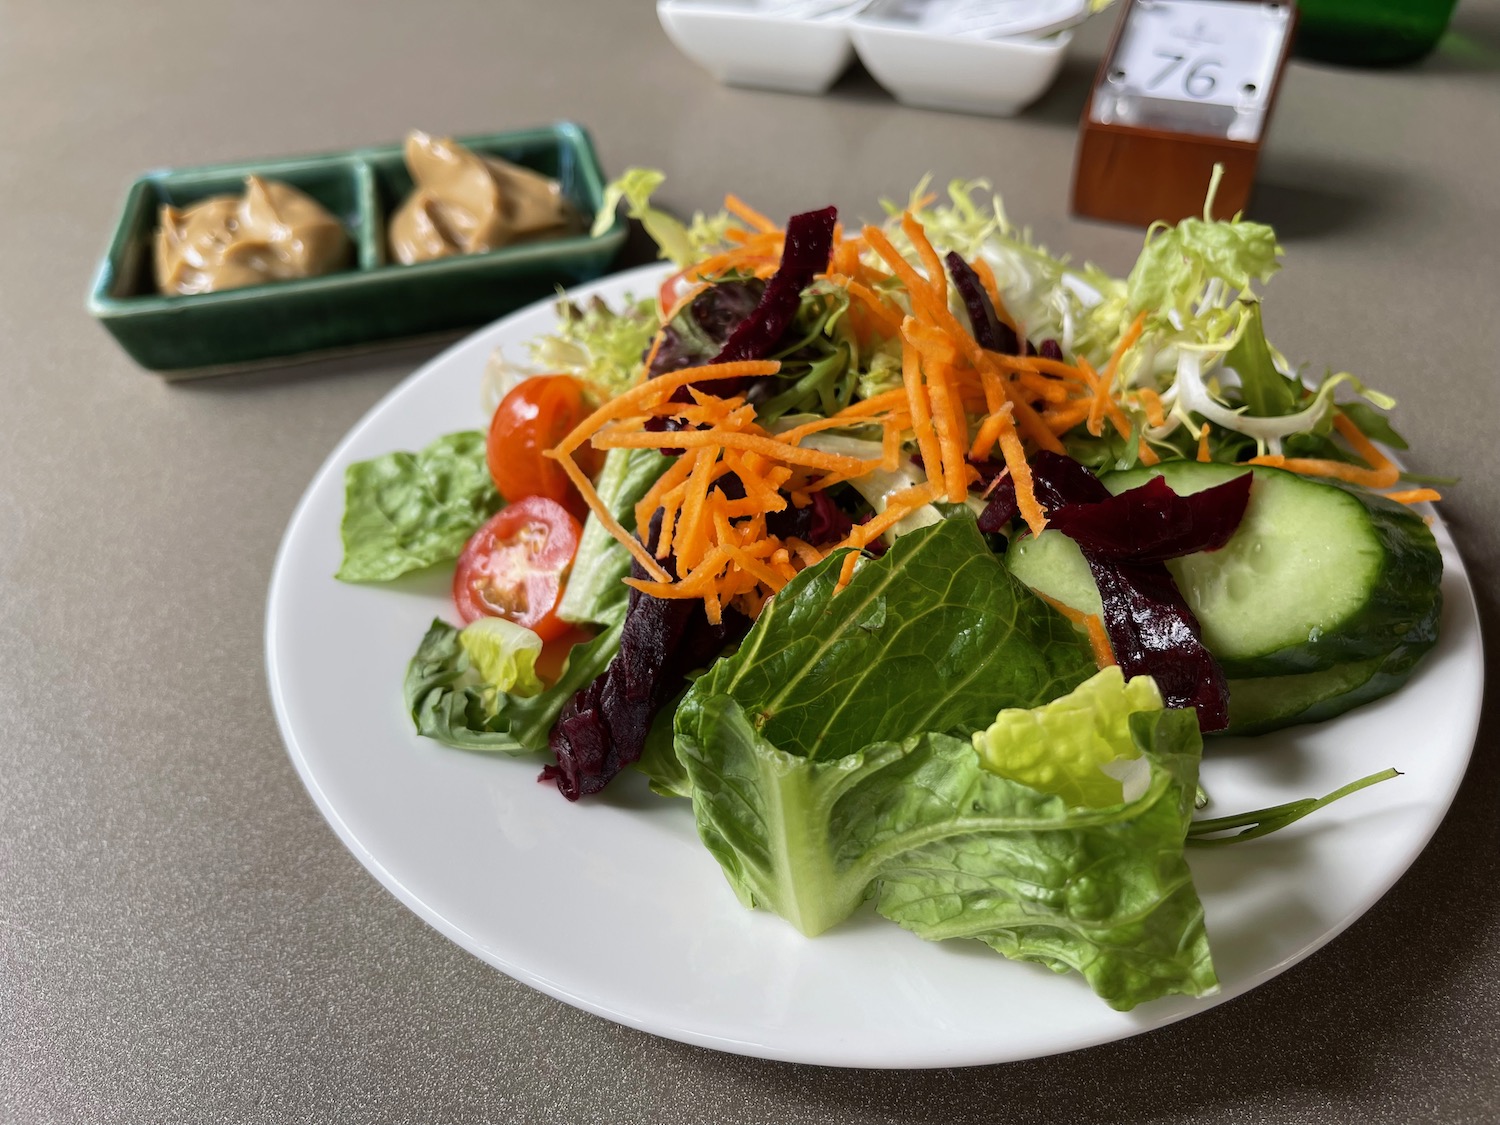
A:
[676, 683, 1215, 1009]
[673, 522, 1214, 1007]
[555, 447, 671, 629]
[404, 617, 621, 754]
[973, 667, 1163, 808]
[459, 617, 544, 698]
[684, 515, 1095, 764]
[336, 431, 501, 583]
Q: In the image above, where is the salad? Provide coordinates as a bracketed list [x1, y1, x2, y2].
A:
[336, 169, 1443, 1011]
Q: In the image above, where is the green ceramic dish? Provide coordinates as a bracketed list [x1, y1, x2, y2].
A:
[88, 122, 625, 376]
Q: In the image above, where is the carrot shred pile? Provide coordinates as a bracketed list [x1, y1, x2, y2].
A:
[547, 193, 1425, 627]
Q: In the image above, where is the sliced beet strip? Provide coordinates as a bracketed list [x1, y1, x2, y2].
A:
[945, 251, 1021, 356]
[985, 452, 1236, 732]
[544, 518, 749, 799]
[1048, 472, 1253, 562]
[1088, 560, 1230, 732]
[710, 206, 838, 368]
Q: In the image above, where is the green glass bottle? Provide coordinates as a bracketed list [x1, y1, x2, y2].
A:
[1295, 0, 1458, 66]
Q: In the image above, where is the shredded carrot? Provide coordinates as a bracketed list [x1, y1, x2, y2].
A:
[843, 280, 906, 335]
[554, 450, 671, 582]
[1042, 399, 1094, 436]
[554, 359, 780, 455]
[836, 550, 861, 593]
[1084, 362, 1109, 438]
[641, 329, 667, 374]
[900, 323, 945, 494]
[900, 211, 948, 305]
[1248, 410, 1401, 489]
[591, 428, 880, 475]
[1084, 616, 1116, 669]
[1197, 423, 1212, 462]
[1010, 394, 1066, 456]
[969, 402, 1013, 462]
[724, 193, 777, 233]
[972, 256, 1019, 332]
[1136, 387, 1166, 429]
[844, 481, 945, 549]
[997, 420, 1047, 536]
[1383, 488, 1441, 505]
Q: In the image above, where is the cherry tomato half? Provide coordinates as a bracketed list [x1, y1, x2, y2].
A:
[452, 497, 582, 641]
[486, 375, 602, 519]
[658, 268, 698, 317]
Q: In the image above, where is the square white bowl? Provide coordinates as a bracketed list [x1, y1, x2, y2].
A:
[657, 0, 858, 95]
[850, 9, 1072, 117]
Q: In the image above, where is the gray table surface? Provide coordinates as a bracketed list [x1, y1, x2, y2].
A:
[4, 2, 1499, 1122]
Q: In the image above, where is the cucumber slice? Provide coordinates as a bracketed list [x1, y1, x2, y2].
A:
[1108, 463, 1440, 677]
[1224, 639, 1431, 736]
[1006, 462, 1442, 680]
[1007, 530, 1101, 616]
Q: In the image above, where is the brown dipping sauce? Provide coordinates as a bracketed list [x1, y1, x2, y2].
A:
[154, 176, 350, 296]
[389, 132, 578, 264]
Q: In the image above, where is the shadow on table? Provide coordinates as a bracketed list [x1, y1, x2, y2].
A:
[1247, 159, 1407, 241]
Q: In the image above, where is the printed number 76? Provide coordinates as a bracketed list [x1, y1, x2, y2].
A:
[1149, 50, 1221, 97]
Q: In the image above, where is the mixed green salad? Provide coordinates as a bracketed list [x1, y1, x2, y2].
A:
[337, 170, 1442, 1011]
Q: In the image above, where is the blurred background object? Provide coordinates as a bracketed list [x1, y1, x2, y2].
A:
[1295, 0, 1460, 66]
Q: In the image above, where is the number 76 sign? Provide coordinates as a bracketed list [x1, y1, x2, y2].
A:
[1071, 0, 1298, 227]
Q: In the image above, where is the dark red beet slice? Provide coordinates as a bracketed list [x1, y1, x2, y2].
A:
[1048, 472, 1253, 562]
[764, 489, 852, 546]
[980, 452, 1236, 732]
[1088, 560, 1230, 732]
[710, 206, 838, 367]
[978, 450, 1107, 532]
[543, 518, 749, 799]
[945, 251, 1022, 356]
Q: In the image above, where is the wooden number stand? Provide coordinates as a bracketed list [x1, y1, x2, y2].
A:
[1072, 0, 1299, 226]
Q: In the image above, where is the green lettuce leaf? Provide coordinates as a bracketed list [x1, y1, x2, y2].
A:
[673, 523, 1214, 1008]
[685, 515, 1095, 764]
[676, 687, 1215, 1010]
[459, 617, 544, 698]
[1223, 301, 1301, 418]
[555, 447, 670, 629]
[973, 667, 1163, 808]
[336, 431, 501, 583]
[591, 168, 733, 268]
[530, 296, 658, 401]
[1125, 210, 1281, 320]
[404, 617, 620, 754]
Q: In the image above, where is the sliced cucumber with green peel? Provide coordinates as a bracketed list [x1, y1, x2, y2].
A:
[1006, 461, 1442, 724]
[1224, 639, 1433, 736]
[1103, 463, 1440, 677]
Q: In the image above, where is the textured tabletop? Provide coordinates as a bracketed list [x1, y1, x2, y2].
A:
[2, 2, 1498, 1122]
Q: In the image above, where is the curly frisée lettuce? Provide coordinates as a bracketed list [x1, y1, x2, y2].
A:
[483, 294, 658, 409]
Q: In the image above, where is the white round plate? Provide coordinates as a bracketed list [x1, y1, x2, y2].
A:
[266, 263, 1484, 1069]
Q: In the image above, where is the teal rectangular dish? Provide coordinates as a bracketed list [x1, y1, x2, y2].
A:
[88, 122, 625, 376]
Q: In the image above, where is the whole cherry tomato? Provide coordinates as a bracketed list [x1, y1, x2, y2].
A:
[486, 375, 602, 519]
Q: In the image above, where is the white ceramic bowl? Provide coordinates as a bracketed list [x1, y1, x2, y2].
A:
[657, 1, 857, 95]
[850, 17, 1072, 117]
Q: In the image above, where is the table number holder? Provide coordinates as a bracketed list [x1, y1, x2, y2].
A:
[1071, 0, 1299, 226]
